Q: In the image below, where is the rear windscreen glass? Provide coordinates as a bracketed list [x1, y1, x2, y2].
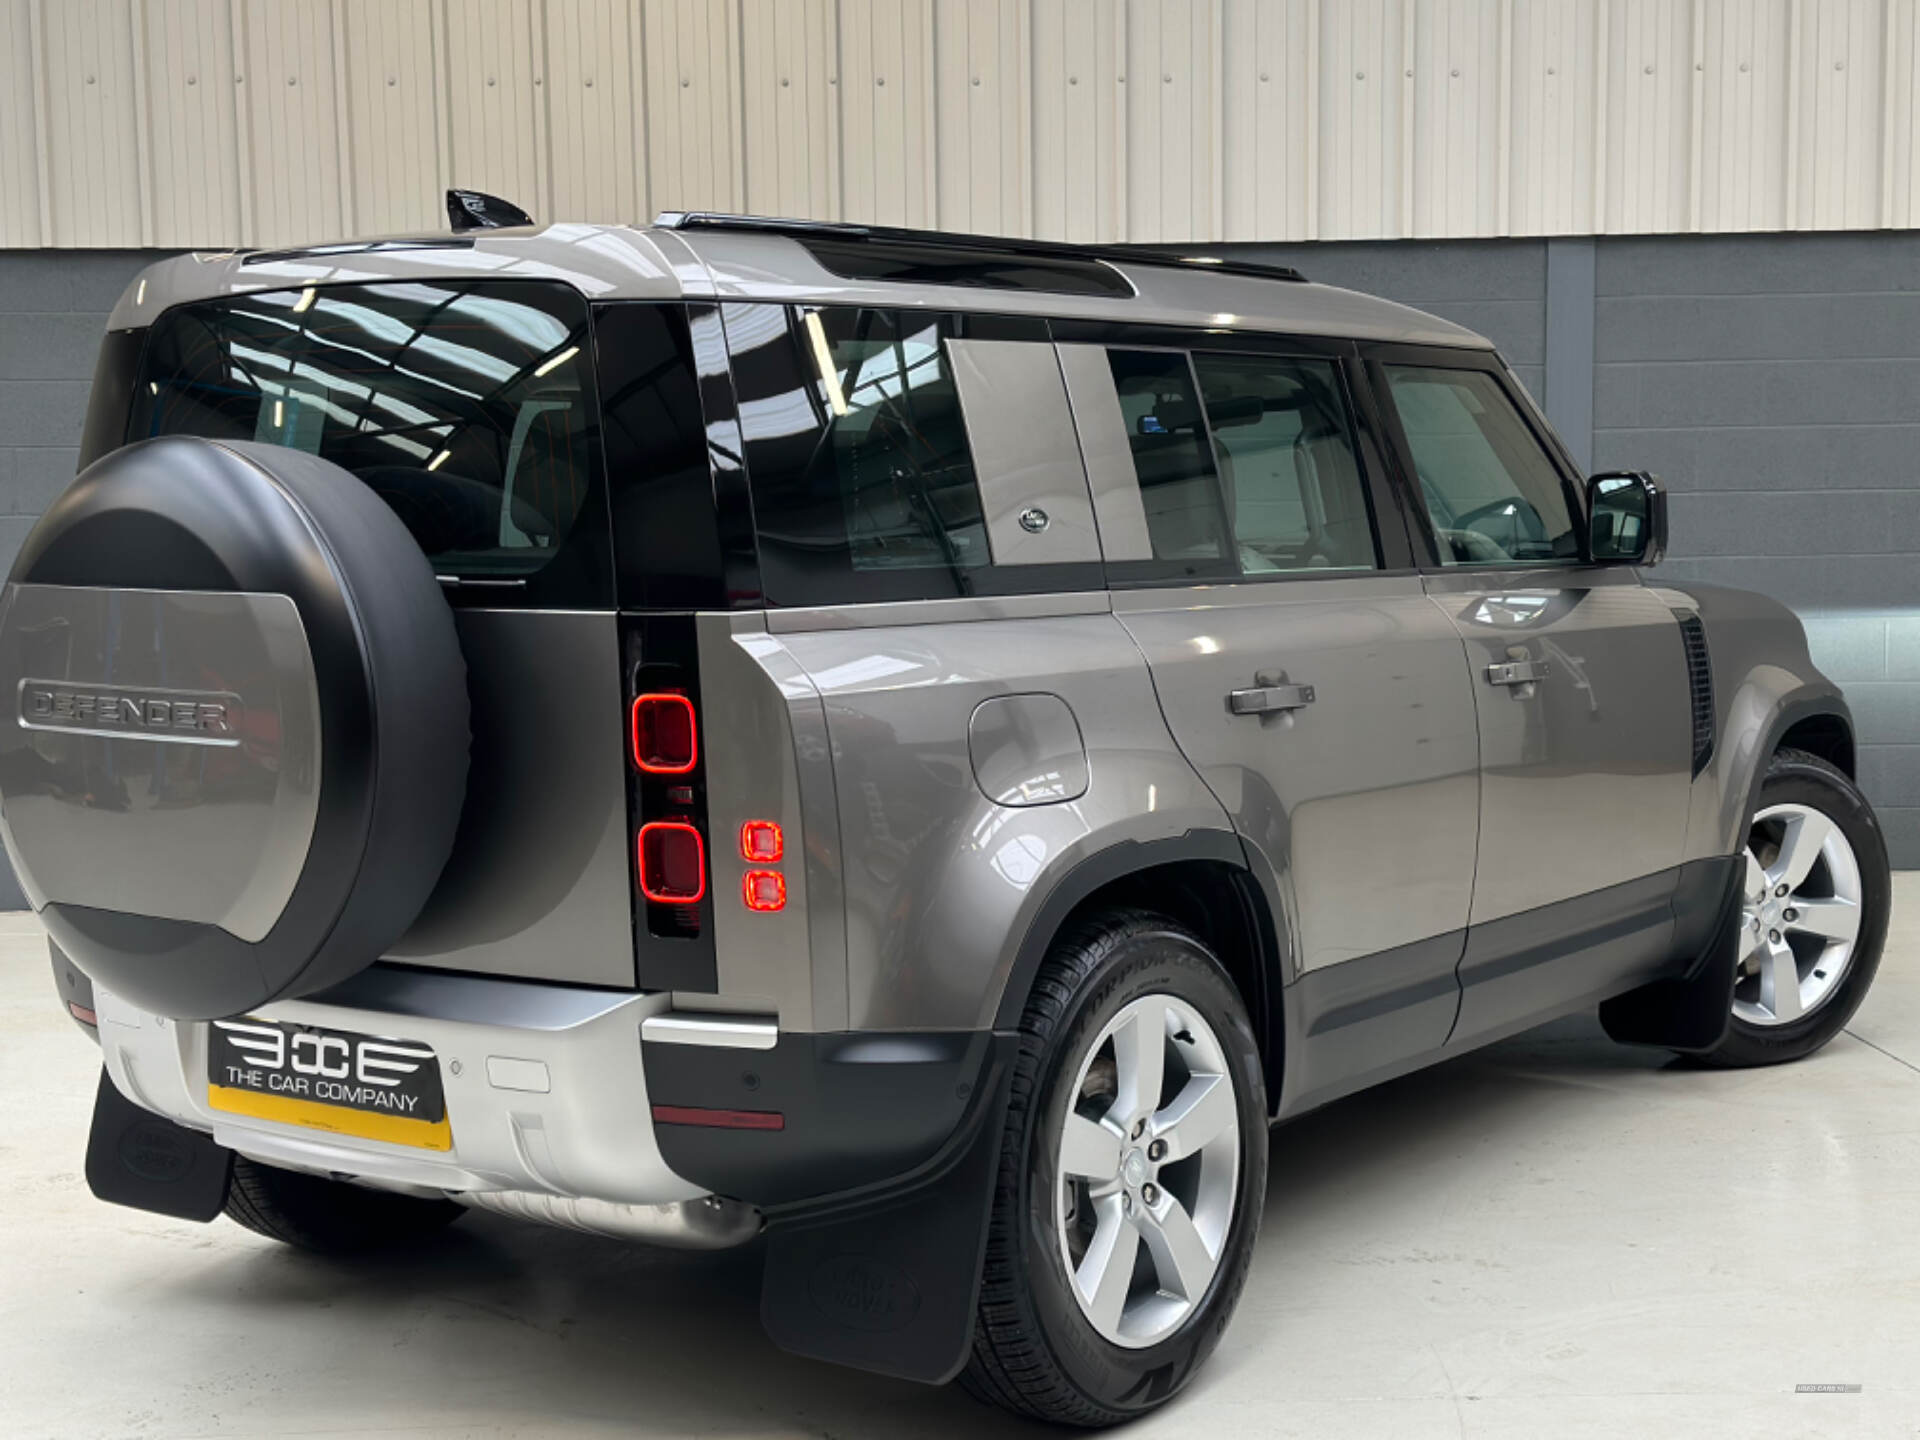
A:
[127, 279, 600, 583]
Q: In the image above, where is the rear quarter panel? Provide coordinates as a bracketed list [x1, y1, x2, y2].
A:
[765, 602, 1230, 1033]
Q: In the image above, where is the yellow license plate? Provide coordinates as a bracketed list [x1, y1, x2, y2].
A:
[206, 1017, 453, 1152]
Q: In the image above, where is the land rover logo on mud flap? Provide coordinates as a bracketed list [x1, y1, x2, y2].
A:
[17, 679, 242, 746]
[117, 1118, 199, 1184]
[807, 1254, 922, 1333]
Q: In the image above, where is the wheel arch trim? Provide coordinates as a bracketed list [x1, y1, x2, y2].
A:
[1727, 688, 1854, 856]
[988, 831, 1288, 1085]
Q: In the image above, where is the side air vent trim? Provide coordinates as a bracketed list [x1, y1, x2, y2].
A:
[1676, 611, 1715, 778]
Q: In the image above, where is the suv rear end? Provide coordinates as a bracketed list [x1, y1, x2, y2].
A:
[8, 222, 1083, 1381]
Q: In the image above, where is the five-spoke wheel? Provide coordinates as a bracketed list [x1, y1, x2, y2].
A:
[1055, 993, 1241, 1347]
[1735, 801, 1864, 1027]
[1698, 746, 1890, 1068]
[965, 910, 1265, 1425]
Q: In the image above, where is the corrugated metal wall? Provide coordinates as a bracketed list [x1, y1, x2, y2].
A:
[3, 0, 1918, 249]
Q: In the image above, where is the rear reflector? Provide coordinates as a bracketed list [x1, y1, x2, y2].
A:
[739, 819, 784, 863]
[68, 1001, 98, 1027]
[631, 692, 698, 774]
[637, 821, 706, 903]
[651, 1103, 785, 1132]
[742, 869, 787, 912]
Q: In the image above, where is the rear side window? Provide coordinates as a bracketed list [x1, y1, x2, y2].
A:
[1102, 347, 1377, 579]
[128, 279, 604, 593]
[1383, 364, 1577, 566]
[1105, 349, 1231, 572]
[1192, 354, 1376, 573]
[726, 303, 1004, 605]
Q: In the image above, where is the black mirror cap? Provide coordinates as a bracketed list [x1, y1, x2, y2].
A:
[1585, 469, 1667, 568]
[446, 188, 533, 232]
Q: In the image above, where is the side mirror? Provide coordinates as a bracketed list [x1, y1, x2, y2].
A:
[1586, 470, 1667, 567]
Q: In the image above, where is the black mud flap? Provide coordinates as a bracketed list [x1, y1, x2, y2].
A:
[85, 1069, 232, 1221]
[1599, 855, 1743, 1053]
[759, 1041, 1014, 1385]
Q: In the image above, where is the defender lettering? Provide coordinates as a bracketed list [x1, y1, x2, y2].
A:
[18, 680, 238, 743]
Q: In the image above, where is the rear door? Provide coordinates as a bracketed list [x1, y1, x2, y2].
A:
[123, 278, 638, 989]
[1366, 348, 1694, 1046]
[1059, 330, 1480, 1101]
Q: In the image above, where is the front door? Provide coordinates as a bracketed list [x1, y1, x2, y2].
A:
[1370, 354, 1695, 1046]
[1057, 337, 1480, 1101]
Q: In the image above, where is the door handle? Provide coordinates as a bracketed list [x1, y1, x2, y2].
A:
[1228, 683, 1316, 716]
[1486, 658, 1549, 687]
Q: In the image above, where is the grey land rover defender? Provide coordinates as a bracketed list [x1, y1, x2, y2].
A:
[1, 201, 1890, 1426]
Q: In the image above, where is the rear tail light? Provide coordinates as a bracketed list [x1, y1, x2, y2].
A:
[68, 1001, 97, 1027]
[740, 820, 784, 862]
[631, 693, 698, 774]
[742, 869, 787, 912]
[637, 821, 706, 903]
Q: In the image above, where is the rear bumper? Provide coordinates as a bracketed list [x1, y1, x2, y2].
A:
[87, 961, 1018, 1385]
[89, 961, 1005, 1222]
[93, 966, 705, 1208]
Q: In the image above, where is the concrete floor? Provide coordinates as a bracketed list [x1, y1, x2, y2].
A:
[5, 887, 1920, 1440]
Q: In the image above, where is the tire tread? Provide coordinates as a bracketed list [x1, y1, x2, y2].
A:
[962, 908, 1257, 1427]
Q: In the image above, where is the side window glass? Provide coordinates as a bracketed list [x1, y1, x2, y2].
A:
[1104, 349, 1231, 571]
[729, 304, 992, 604]
[1383, 365, 1577, 565]
[1192, 354, 1377, 573]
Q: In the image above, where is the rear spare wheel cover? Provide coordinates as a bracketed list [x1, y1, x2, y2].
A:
[0, 437, 469, 1019]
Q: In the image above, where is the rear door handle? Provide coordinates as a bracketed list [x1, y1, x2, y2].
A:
[1228, 683, 1316, 716]
[1486, 659, 1549, 686]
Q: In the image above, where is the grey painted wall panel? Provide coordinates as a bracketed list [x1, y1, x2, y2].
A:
[1544, 240, 1596, 472]
[0, 251, 153, 908]
[1601, 425, 1920, 493]
[1595, 234, 1920, 296]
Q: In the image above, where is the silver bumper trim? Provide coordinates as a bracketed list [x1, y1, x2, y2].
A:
[94, 974, 707, 1209]
[640, 1011, 779, 1050]
[456, 1190, 762, 1249]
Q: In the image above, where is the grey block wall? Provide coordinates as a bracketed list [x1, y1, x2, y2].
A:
[1589, 233, 1920, 864]
[0, 252, 158, 906]
[1, 252, 155, 573]
[0, 234, 1918, 906]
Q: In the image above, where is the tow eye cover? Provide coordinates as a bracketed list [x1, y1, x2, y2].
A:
[0, 437, 469, 1019]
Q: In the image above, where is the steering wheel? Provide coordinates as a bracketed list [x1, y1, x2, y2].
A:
[1452, 496, 1545, 534]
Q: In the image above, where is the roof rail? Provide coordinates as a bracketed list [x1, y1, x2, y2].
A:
[652, 212, 1306, 285]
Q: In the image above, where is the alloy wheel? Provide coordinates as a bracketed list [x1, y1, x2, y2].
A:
[1734, 801, 1863, 1027]
[1053, 993, 1241, 1349]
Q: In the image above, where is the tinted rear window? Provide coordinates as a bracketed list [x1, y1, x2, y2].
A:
[725, 303, 993, 605]
[128, 279, 602, 587]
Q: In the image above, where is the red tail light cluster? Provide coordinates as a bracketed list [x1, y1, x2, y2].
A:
[637, 821, 706, 904]
[742, 869, 787, 912]
[631, 689, 706, 927]
[632, 693, 698, 774]
[740, 820, 783, 863]
[739, 819, 787, 913]
[630, 681, 787, 920]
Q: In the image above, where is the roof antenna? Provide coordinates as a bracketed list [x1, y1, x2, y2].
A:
[447, 189, 533, 232]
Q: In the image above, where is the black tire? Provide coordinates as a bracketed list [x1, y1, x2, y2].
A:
[962, 910, 1267, 1426]
[224, 1155, 464, 1255]
[1694, 747, 1891, 1068]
